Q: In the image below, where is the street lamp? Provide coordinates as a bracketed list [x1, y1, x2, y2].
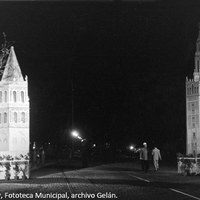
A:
[129, 144, 136, 151]
[71, 130, 79, 138]
[129, 145, 136, 159]
[71, 130, 84, 141]
[129, 145, 134, 151]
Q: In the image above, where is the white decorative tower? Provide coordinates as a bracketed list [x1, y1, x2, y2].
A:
[0, 46, 29, 158]
[186, 24, 200, 155]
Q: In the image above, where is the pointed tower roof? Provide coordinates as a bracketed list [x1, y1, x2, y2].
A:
[1, 46, 24, 82]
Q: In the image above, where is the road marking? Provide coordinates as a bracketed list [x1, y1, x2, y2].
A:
[128, 173, 200, 200]
[62, 171, 73, 195]
[65, 180, 73, 194]
[129, 174, 150, 183]
[170, 188, 200, 200]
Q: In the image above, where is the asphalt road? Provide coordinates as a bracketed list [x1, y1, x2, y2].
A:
[0, 161, 200, 200]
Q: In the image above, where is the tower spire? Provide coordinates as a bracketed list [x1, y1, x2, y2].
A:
[0, 36, 30, 180]
[186, 22, 200, 156]
[194, 24, 200, 81]
[1, 46, 24, 81]
[0, 33, 14, 75]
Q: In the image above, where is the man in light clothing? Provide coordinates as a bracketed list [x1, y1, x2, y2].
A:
[152, 147, 162, 171]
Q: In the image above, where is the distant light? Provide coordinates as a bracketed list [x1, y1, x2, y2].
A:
[71, 130, 79, 138]
[48, 142, 51, 145]
[129, 145, 134, 150]
[33, 142, 36, 150]
[129, 144, 136, 151]
[93, 144, 96, 147]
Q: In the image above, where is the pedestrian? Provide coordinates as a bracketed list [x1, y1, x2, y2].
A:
[41, 148, 45, 165]
[152, 147, 162, 171]
[36, 150, 41, 165]
[142, 142, 149, 172]
[33, 149, 37, 166]
[136, 142, 149, 172]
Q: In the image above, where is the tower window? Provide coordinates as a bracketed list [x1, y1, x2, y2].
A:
[4, 112, 7, 123]
[13, 91, 17, 102]
[192, 116, 195, 121]
[4, 91, 7, 102]
[192, 103, 195, 111]
[21, 112, 25, 123]
[14, 112, 17, 123]
[21, 91, 25, 103]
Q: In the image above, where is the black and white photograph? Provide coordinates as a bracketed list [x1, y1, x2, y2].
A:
[0, 0, 200, 199]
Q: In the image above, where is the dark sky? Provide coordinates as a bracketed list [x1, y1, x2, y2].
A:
[0, 1, 200, 152]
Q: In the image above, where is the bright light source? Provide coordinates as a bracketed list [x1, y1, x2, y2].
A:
[71, 130, 79, 138]
[33, 142, 36, 150]
[129, 145, 134, 150]
[129, 144, 136, 151]
[93, 144, 96, 147]
[71, 130, 85, 141]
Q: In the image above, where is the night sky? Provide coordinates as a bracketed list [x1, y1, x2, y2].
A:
[0, 1, 200, 153]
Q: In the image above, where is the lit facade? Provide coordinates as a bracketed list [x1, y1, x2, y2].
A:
[186, 25, 200, 155]
[0, 46, 29, 158]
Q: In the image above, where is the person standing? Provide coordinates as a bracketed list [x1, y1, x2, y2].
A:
[142, 142, 149, 172]
[137, 142, 149, 172]
[152, 147, 162, 171]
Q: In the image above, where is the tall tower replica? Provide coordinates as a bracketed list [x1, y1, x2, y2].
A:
[186, 24, 200, 155]
[0, 46, 29, 158]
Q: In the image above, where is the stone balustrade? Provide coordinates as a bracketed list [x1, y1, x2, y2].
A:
[0, 160, 29, 180]
[177, 157, 200, 176]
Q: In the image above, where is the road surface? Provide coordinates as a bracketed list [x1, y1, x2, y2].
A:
[0, 161, 200, 200]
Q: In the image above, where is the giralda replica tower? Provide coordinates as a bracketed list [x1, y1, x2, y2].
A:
[186, 24, 200, 155]
[0, 43, 29, 159]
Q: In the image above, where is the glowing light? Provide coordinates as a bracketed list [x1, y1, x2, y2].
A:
[129, 144, 136, 151]
[71, 130, 79, 138]
[33, 142, 36, 150]
[129, 145, 134, 150]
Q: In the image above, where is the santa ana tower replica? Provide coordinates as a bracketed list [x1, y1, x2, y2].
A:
[186, 24, 200, 156]
[0, 38, 29, 179]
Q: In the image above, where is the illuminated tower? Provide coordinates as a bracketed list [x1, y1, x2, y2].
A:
[0, 46, 29, 158]
[186, 24, 200, 155]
